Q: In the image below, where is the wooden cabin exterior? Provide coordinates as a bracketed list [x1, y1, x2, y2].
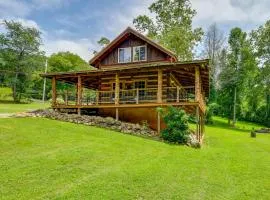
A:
[41, 27, 209, 142]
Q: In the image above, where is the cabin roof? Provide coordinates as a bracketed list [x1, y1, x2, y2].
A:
[42, 59, 209, 77]
[41, 59, 210, 97]
[89, 27, 178, 67]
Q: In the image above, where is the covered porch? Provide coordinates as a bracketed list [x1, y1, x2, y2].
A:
[42, 60, 209, 141]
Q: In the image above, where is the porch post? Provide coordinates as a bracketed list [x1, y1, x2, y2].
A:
[52, 76, 56, 106]
[196, 106, 200, 141]
[77, 76, 82, 105]
[157, 69, 163, 103]
[77, 76, 82, 115]
[115, 72, 119, 121]
[195, 66, 200, 102]
[157, 112, 161, 135]
[115, 72, 119, 105]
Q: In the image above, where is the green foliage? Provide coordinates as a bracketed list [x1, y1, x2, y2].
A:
[0, 20, 45, 102]
[97, 37, 110, 48]
[205, 103, 220, 124]
[217, 27, 258, 126]
[0, 87, 12, 100]
[48, 51, 88, 72]
[158, 106, 190, 143]
[133, 0, 203, 60]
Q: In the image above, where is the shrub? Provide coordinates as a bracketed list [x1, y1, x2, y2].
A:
[205, 107, 213, 125]
[158, 106, 190, 144]
[49, 97, 65, 104]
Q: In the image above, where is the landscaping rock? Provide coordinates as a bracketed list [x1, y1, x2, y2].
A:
[27, 109, 156, 137]
[187, 134, 201, 148]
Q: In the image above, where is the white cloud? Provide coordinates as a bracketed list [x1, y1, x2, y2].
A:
[0, 0, 31, 17]
[192, 0, 270, 28]
[43, 38, 97, 61]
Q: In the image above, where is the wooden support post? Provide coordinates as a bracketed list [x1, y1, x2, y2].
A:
[202, 114, 205, 137]
[115, 108, 119, 121]
[176, 86, 180, 103]
[77, 76, 82, 106]
[195, 66, 200, 102]
[157, 69, 163, 103]
[52, 76, 56, 106]
[77, 108, 81, 115]
[196, 106, 200, 141]
[115, 72, 119, 105]
[157, 112, 161, 135]
[136, 88, 139, 104]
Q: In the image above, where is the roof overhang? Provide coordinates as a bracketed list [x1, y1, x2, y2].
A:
[40, 59, 210, 96]
[89, 27, 178, 67]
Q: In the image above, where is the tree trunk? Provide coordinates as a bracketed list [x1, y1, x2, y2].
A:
[233, 86, 237, 127]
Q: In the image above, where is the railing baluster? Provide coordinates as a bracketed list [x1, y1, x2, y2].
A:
[136, 88, 139, 104]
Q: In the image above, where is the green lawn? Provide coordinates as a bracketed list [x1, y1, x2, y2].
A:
[0, 101, 50, 113]
[0, 117, 269, 199]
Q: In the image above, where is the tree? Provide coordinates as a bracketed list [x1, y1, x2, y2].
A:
[202, 23, 225, 102]
[47, 52, 89, 100]
[133, 0, 203, 60]
[218, 28, 257, 126]
[0, 20, 44, 102]
[48, 51, 89, 72]
[97, 37, 110, 48]
[251, 20, 270, 122]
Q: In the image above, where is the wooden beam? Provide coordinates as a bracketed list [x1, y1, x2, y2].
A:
[157, 69, 163, 103]
[115, 72, 119, 105]
[52, 76, 56, 106]
[115, 108, 119, 121]
[196, 106, 199, 141]
[77, 76, 82, 105]
[195, 66, 200, 102]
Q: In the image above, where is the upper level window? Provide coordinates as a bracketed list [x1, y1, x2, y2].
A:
[133, 46, 146, 62]
[118, 47, 131, 63]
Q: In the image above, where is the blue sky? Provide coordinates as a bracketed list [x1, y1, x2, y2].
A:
[0, 0, 269, 61]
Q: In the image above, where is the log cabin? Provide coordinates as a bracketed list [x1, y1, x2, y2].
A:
[41, 27, 209, 142]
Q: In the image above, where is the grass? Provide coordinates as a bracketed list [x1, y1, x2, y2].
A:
[0, 117, 269, 200]
[0, 101, 50, 113]
[0, 87, 50, 113]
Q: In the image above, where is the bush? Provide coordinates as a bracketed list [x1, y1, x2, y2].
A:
[49, 97, 65, 104]
[158, 106, 190, 144]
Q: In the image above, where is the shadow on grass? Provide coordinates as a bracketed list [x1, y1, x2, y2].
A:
[208, 118, 258, 133]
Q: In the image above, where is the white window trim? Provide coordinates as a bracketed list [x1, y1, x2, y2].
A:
[118, 47, 132, 63]
[133, 45, 147, 62]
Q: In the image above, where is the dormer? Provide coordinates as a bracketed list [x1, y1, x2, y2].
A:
[89, 27, 177, 69]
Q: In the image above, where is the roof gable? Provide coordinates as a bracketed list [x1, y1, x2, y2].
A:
[89, 27, 177, 67]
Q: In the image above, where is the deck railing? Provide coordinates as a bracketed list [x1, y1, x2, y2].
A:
[56, 86, 200, 106]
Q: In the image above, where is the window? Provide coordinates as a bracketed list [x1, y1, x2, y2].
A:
[134, 81, 145, 89]
[118, 47, 131, 63]
[133, 46, 146, 62]
[134, 81, 146, 97]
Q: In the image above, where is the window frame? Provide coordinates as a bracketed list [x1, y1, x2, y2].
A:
[132, 45, 147, 62]
[118, 47, 132, 63]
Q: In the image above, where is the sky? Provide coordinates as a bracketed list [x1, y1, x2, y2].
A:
[0, 0, 269, 61]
